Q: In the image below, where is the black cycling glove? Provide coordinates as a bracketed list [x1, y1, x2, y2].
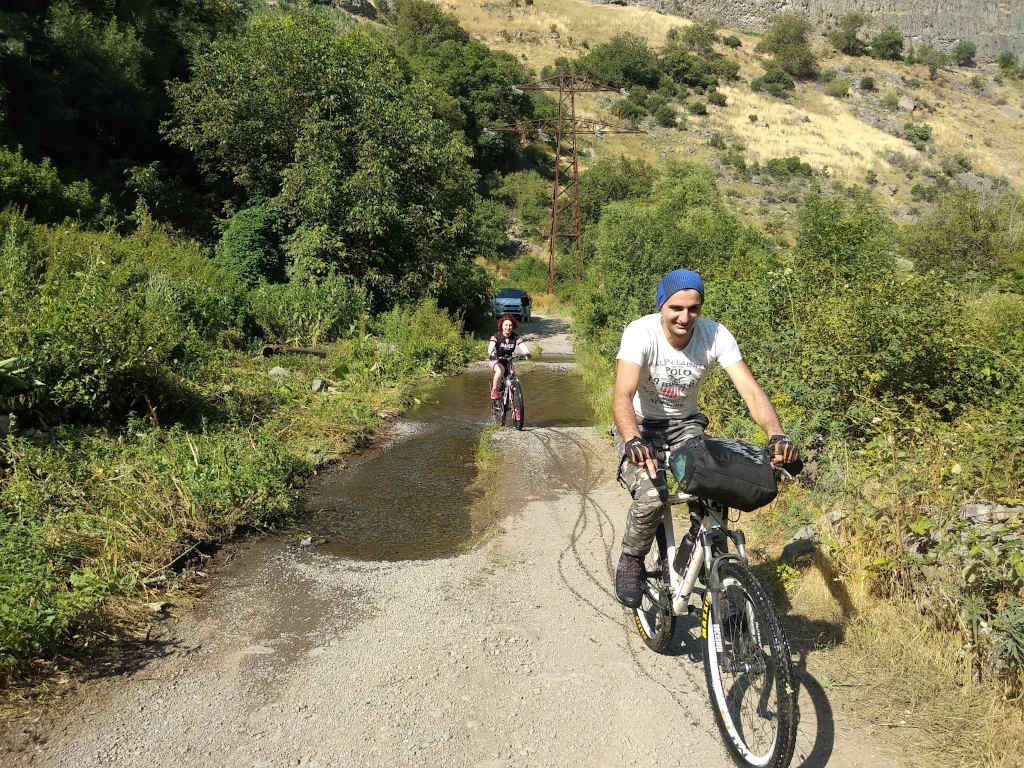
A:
[624, 436, 656, 467]
[766, 434, 802, 474]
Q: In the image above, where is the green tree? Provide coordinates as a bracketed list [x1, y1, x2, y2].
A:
[915, 44, 948, 79]
[869, 25, 904, 60]
[951, 40, 976, 67]
[755, 13, 818, 78]
[827, 12, 869, 56]
[165, 12, 492, 312]
[573, 33, 661, 89]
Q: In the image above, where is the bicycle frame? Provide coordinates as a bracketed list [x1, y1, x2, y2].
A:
[651, 446, 750, 617]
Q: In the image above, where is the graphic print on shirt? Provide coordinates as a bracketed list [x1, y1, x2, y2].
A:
[647, 359, 707, 404]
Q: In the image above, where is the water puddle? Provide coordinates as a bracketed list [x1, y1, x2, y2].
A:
[302, 355, 593, 560]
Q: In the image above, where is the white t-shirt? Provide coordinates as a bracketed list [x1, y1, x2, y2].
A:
[616, 314, 742, 421]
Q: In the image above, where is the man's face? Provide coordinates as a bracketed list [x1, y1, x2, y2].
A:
[660, 289, 703, 346]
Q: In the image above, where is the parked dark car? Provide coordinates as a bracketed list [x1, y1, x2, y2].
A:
[491, 288, 532, 321]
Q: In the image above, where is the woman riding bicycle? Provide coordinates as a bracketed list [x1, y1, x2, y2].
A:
[489, 314, 531, 402]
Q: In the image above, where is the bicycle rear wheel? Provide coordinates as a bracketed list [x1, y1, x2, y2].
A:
[511, 378, 525, 430]
[702, 559, 798, 768]
[632, 522, 676, 653]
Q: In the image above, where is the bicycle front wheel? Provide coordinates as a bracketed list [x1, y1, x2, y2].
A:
[632, 522, 676, 652]
[702, 559, 798, 768]
[511, 378, 525, 430]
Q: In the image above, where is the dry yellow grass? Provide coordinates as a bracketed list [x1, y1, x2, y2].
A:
[434, 1, 1023, 201]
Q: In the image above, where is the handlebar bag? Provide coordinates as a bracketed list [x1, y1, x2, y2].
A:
[670, 436, 778, 511]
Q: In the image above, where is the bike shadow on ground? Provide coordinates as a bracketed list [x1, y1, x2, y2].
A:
[656, 549, 853, 768]
[761, 547, 855, 768]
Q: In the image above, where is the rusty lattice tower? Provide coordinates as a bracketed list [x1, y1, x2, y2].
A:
[491, 74, 645, 293]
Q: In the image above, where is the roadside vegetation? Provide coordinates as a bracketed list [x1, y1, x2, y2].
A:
[0, 0, 538, 689]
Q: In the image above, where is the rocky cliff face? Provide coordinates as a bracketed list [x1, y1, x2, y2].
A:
[591, 0, 1024, 61]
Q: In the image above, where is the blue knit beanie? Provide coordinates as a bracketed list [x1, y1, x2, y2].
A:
[655, 269, 705, 309]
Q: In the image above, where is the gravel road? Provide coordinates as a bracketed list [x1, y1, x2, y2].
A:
[3, 317, 903, 767]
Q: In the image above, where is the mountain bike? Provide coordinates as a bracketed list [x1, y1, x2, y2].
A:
[491, 355, 525, 430]
[630, 445, 798, 768]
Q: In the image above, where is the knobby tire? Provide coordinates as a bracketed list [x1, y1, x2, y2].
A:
[632, 522, 676, 652]
[511, 378, 525, 430]
[701, 559, 798, 768]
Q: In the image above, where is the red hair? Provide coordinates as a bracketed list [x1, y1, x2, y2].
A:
[496, 314, 519, 330]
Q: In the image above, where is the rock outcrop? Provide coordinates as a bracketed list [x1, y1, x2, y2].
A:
[587, 1, 1024, 61]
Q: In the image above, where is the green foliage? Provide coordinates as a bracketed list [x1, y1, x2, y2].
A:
[506, 256, 549, 295]
[997, 51, 1019, 77]
[722, 35, 741, 49]
[940, 153, 972, 176]
[0, 145, 114, 227]
[686, 100, 708, 116]
[827, 12, 869, 56]
[219, 201, 287, 287]
[951, 40, 977, 67]
[763, 156, 813, 180]
[869, 25, 904, 61]
[751, 66, 796, 98]
[881, 90, 900, 110]
[652, 102, 677, 126]
[912, 45, 948, 79]
[366, 299, 473, 380]
[0, 0, 250, 195]
[860, 75, 876, 91]
[825, 79, 850, 98]
[755, 13, 818, 79]
[573, 33, 661, 89]
[385, 0, 536, 175]
[707, 89, 727, 107]
[578, 156, 657, 228]
[969, 74, 985, 91]
[673, 17, 719, 56]
[901, 189, 1024, 290]
[612, 97, 646, 123]
[166, 12, 494, 314]
[0, 215, 245, 420]
[902, 122, 933, 150]
[495, 170, 552, 240]
[248, 274, 368, 347]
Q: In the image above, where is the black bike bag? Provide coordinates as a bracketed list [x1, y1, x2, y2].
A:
[671, 436, 778, 511]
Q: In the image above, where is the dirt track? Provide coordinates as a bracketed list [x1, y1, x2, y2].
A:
[2, 317, 904, 767]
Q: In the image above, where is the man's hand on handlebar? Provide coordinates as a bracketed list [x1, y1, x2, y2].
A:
[624, 436, 658, 481]
[766, 434, 803, 476]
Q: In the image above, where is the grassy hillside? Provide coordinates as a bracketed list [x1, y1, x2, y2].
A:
[440, 0, 1024, 213]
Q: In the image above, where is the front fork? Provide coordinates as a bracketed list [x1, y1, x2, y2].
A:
[668, 510, 748, 618]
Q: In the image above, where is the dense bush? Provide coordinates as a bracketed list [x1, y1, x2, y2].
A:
[751, 66, 796, 98]
[825, 79, 850, 97]
[951, 40, 976, 67]
[763, 156, 814, 179]
[573, 34, 661, 89]
[166, 12, 494, 314]
[0, 214, 246, 420]
[506, 256, 549, 295]
[827, 12, 869, 56]
[902, 122, 933, 150]
[218, 201, 287, 287]
[0, 145, 114, 227]
[755, 13, 818, 79]
[494, 170, 553, 240]
[722, 35, 741, 49]
[869, 25, 904, 60]
[860, 75, 876, 91]
[901, 189, 1024, 290]
[248, 275, 368, 347]
[578, 156, 657, 227]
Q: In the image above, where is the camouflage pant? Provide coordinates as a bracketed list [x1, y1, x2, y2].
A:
[613, 415, 707, 557]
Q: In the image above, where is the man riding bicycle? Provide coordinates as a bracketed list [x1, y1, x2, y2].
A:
[489, 314, 531, 402]
[612, 269, 800, 608]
